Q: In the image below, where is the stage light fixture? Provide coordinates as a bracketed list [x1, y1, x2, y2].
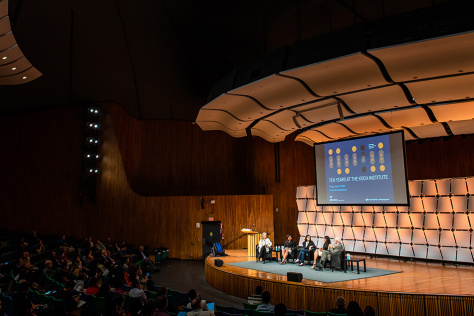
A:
[94, 169, 98, 173]
[86, 154, 91, 158]
[95, 155, 99, 158]
[89, 169, 93, 173]
[94, 124, 98, 128]
[95, 110, 99, 114]
[89, 109, 94, 113]
[22, 76, 27, 79]
[89, 139, 93, 143]
[94, 140, 98, 144]
[11, 67, 16, 71]
[2, 57, 6, 60]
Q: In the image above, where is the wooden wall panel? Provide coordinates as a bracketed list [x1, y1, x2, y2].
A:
[0, 106, 273, 259]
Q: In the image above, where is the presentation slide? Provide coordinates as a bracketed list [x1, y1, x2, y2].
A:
[314, 131, 409, 206]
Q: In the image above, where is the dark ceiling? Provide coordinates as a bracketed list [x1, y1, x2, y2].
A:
[0, 0, 469, 121]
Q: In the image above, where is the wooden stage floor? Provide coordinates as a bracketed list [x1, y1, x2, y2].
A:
[210, 249, 474, 296]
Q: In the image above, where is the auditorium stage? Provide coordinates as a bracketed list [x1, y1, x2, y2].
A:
[205, 250, 474, 316]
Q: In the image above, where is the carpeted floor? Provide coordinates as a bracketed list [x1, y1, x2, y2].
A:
[227, 261, 401, 283]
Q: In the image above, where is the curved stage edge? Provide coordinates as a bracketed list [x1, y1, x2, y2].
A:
[205, 250, 474, 316]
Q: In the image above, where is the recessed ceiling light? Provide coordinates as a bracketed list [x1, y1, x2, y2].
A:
[2, 57, 6, 60]
[22, 76, 27, 79]
[12, 67, 16, 71]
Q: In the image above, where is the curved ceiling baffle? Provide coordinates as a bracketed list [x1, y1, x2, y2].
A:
[196, 31, 474, 145]
[0, 0, 41, 84]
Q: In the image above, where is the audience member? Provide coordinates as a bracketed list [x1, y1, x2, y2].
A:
[364, 306, 375, 316]
[274, 303, 287, 316]
[187, 299, 213, 316]
[111, 295, 126, 316]
[137, 246, 157, 273]
[329, 296, 348, 315]
[347, 301, 364, 316]
[247, 285, 263, 304]
[129, 278, 147, 305]
[50, 251, 61, 269]
[186, 289, 208, 311]
[256, 291, 274, 312]
[42, 260, 55, 278]
[85, 277, 100, 295]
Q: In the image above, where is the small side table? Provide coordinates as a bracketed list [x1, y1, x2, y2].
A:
[346, 258, 366, 274]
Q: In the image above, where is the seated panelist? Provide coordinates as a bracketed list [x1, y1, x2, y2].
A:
[312, 235, 331, 269]
[280, 234, 296, 264]
[317, 236, 344, 270]
[257, 232, 272, 263]
[295, 235, 315, 266]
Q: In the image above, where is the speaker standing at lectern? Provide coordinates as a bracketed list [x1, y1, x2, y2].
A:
[257, 232, 272, 263]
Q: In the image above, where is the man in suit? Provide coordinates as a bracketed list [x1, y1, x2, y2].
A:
[317, 236, 344, 270]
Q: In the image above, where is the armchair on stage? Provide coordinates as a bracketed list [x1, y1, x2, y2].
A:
[255, 244, 273, 263]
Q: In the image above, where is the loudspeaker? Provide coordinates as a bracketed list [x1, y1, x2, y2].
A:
[287, 272, 303, 282]
[214, 259, 224, 267]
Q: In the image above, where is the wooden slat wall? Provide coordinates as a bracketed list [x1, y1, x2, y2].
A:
[0, 106, 273, 259]
[205, 257, 474, 316]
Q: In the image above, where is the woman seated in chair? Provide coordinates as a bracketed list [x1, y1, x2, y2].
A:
[257, 232, 272, 263]
[280, 235, 296, 264]
[311, 235, 331, 269]
[295, 235, 315, 266]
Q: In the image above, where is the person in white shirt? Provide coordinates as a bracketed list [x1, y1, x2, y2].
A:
[257, 232, 272, 263]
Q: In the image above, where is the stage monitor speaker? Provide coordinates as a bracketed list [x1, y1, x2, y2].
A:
[214, 259, 224, 267]
[287, 272, 303, 282]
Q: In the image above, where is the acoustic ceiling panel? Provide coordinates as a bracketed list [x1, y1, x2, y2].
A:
[282, 53, 388, 96]
[195, 121, 247, 138]
[196, 109, 251, 131]
[437, 197, 452, 212]
[377, 107, 432, 128]
[406, 75, 474, 104]
[251, 121, 291, 142]
[429, 101, 474, 122]
[0, 32, 15, 51]
[0, 16, 10, 34]
[264, 110, 300, 131]
[295, 130, 332, 145]
[453, 214, 470, 230]
[201, 94, 274, 121]
[0, 66, 41, 85]
[409, 123, 448, 139]
[447, 119, 474, 135]
[229, 75, 320, 110]
[295, 99, 352, 124]
[338, 85, 411, 114]
[422, 180, 437, 196]
[339, 115, 389, 134]
[368, 31, 474, 82]
[313, 123, 356, 139]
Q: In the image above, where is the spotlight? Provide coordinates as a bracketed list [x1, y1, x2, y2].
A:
[94, 140, 98, 144]
[94, 110, 99, 114]
[2, 57, 6, 60]
[89, 139, 93, 143]
[95, 155, 99, 158]
[89, 169, 93, 173]
[86, 154, 91, 158]
[11, 67, 16, 71]
[94, 169, 98, 173]
[90, 109, 94, 113]
[22, 76, 27, 79]
[94, 124, 98, 128]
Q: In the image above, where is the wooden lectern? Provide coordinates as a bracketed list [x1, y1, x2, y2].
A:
[241, 229, 259, 257]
